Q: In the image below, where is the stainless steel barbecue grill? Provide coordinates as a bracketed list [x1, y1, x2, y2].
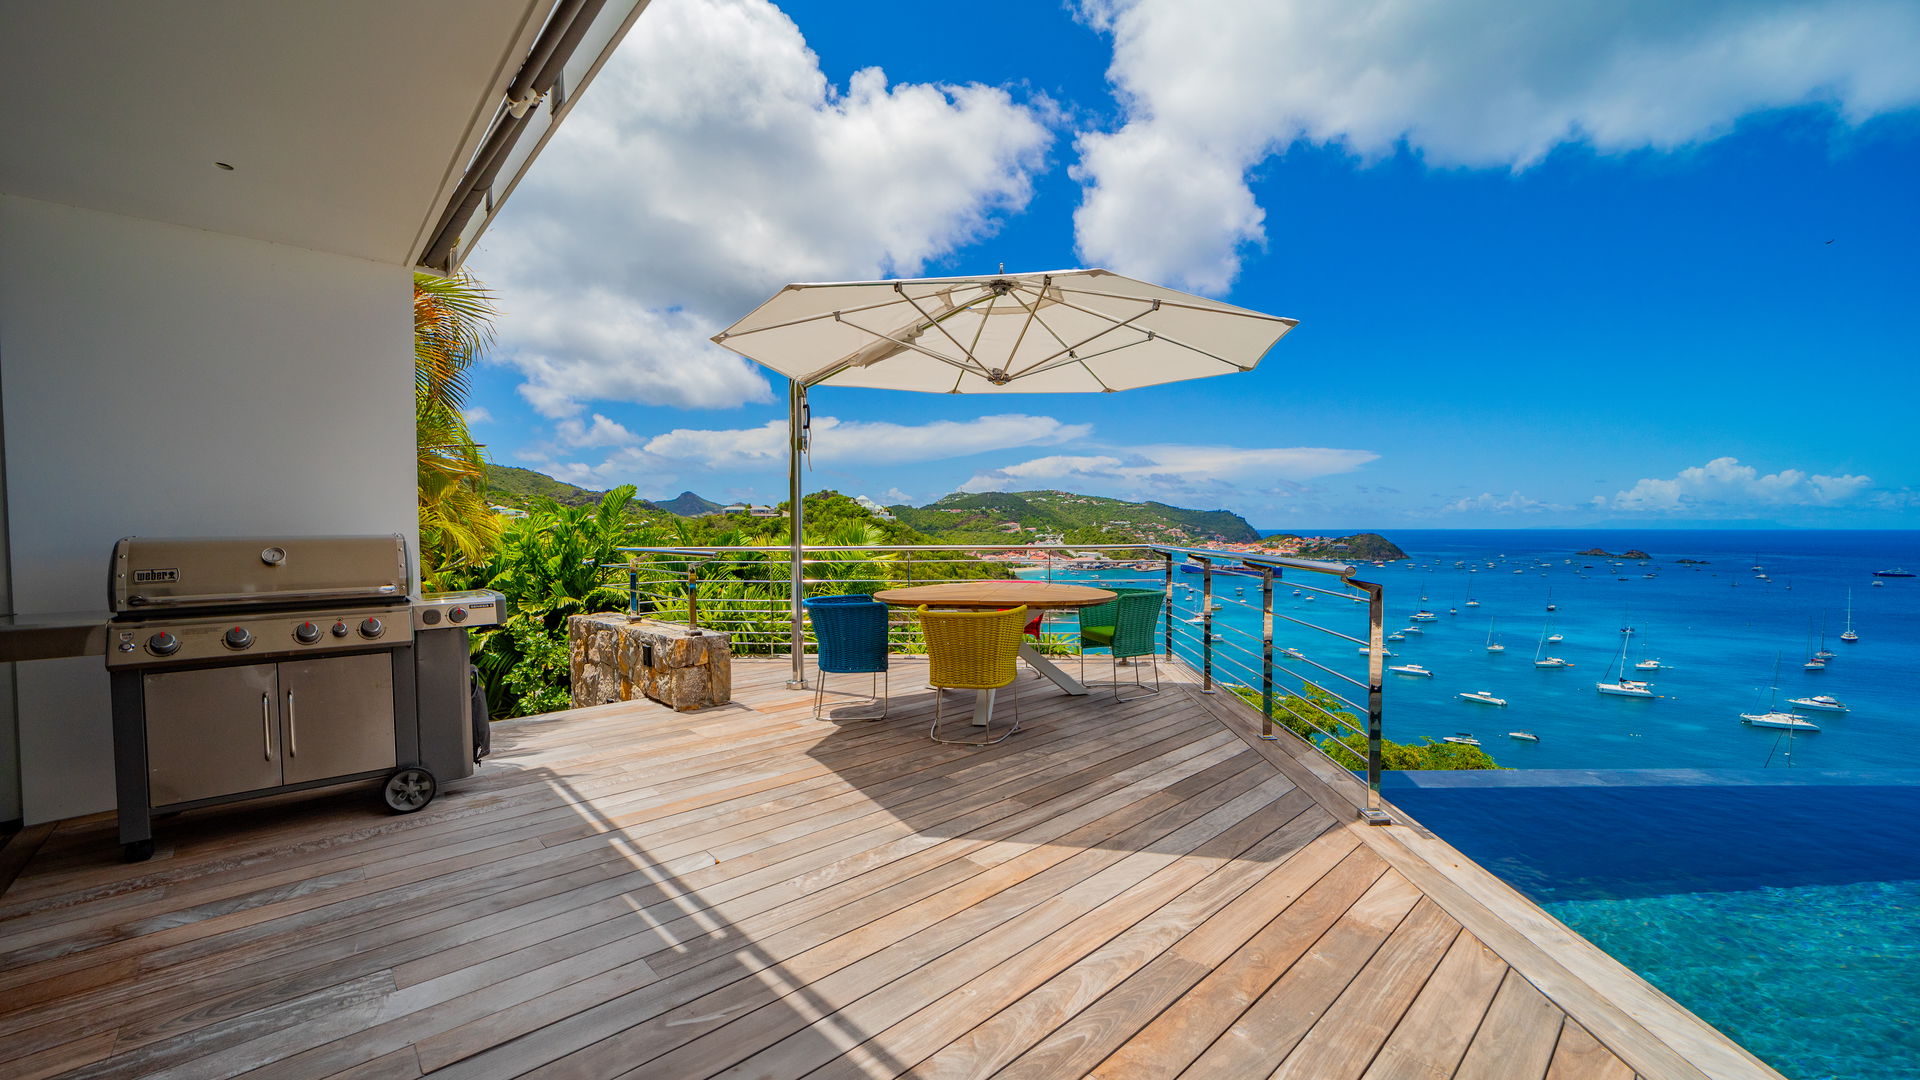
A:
[105, 535, 500, 861]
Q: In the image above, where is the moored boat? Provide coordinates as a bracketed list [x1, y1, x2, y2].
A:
[1389, 663, 1432, 677]
[1458, 690, 1507, 706]
[1787, 695, 1849, 713]
[1443, 732, 1482, 745]
[1508, 731, 1539, 742]
[1743, 711, 1819, 731]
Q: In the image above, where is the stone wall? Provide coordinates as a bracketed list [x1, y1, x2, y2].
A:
[568, 614, 732, 712]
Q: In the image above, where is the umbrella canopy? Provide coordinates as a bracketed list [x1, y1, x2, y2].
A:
[708, 268, 1298, 688]
[712, 268, 1296, 394]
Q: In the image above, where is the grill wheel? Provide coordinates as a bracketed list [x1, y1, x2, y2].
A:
[382, 767, 437, 813]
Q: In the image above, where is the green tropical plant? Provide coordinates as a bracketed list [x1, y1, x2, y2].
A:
[469, 486, 647, 716]
[1231, 683, 1499, 770]
[414, 270, 503, 587]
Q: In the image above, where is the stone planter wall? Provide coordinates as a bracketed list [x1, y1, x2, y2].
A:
[568, 614, 732, 712]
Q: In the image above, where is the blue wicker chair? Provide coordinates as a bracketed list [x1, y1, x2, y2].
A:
[803, 594, 890, 721]
[1077, 587, 1165, 701]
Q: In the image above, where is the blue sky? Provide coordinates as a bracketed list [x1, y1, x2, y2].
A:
[466, 0, 1920, 529]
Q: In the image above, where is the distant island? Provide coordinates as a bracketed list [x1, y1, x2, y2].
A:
[1576, 547, 1653, 559]
[1676, 557, 1711, 565]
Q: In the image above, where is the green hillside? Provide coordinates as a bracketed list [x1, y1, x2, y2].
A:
[891, 490, 1261, 545]
[483, 465, 620, 509]
[654, 490, 725, 516]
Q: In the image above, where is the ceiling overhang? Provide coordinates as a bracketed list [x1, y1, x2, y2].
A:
[0, 0, 650, 269]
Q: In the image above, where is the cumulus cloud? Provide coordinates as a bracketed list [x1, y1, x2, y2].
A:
[1442, 491, 1570, 514]
[533, 413, 1090, 487]
[554, 413, 639, 448]
[1070, 0, 1920, 292]
[1601, 457, 1873, 512]
[461, 406, 493, 425]
[880, 487, 916, 505]
[960, 443, 1378, 498]
[476, 0, 1054, 416]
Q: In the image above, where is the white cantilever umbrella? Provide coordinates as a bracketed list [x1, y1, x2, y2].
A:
[710, 268, 1298, 686]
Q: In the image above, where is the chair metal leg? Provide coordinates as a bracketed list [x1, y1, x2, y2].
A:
[1113, 652, 1162, 703]
[812, 666, 889, 722]
[930, 678, 1021, 746]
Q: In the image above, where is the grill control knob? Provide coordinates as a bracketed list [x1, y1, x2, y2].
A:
[419, 608, 442, 626]
[359, 617, 385, 639]
[148, 632, 180, 656]
[223, 626, 253, 650]
[449, 607, 468, 624]
[331, 620, 349, 637]
[294, 621, 321, 644]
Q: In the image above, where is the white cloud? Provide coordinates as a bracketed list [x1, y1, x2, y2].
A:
[1442, 491, 1570, 514]
[1603, 456, 1874, 512]
[1071, 0, 1920, 292]
[530, 413, 1091, 486]
[554, 413, 639, 448]
[461, 406, 493, 425]
[476, 0, 1053, 416]
[960, 443, 1378, 498]
[880, 487, 915, 505]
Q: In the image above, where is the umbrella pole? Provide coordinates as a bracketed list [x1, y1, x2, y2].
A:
[787, 379, 807, 688]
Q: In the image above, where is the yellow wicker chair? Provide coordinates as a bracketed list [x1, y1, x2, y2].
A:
[918, 604, 1027, 746]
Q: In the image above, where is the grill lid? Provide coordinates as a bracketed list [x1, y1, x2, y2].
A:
[111, 535, 410, 613]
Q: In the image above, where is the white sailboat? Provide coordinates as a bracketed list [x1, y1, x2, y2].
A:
[1839, 589, 1859, 643]
[1743, 656, 1819, 731]
[1596, 627, 1655, 697]
[1485, 618, 1505, 653]
[1533, 623, 1570, 668]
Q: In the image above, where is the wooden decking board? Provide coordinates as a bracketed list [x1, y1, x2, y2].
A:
[1267, 899, 1462, 1080]
[1358, 930, 1512, 1080]
[1172, 872, 1427, 1077]
[0, 656, 1780, 1080]
[678, 784, 1320, 1080]
[487, 756, 1282, 1080]
[62, 706, 1227, 1069]
[1545, 1022, 1638, 1080]
[1453, 969, 1569, 1080]
[833, 804, 1345, 1080]
[1068, 845, 1392, 1080]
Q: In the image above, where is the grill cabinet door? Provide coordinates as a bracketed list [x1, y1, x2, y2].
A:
[143, 663, 283, 806]
[277, 654, 397, 785]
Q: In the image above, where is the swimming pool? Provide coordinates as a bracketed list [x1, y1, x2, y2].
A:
[1381, 768, 1920, 1080]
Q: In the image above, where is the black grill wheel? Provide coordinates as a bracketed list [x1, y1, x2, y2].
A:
[382, 767, 437, 813]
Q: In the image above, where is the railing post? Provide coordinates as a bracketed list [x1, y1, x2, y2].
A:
[685, 564, 699, 630]
[627, 562, 639, 617]
[1259, 566, 1275, 739]
[1162, 553, 1174, 660]
[1359, 578, 1390, 825]
[1199, 558, 1215, 694]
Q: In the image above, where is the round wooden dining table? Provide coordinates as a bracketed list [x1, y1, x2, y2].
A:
[872, 581, 1117, 719]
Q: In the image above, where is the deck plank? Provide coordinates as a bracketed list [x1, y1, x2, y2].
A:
[0, 656, 1782, 1080]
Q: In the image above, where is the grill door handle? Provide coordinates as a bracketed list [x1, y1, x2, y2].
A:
[287, 691, 297, 757]
[262, 693, 273, 761]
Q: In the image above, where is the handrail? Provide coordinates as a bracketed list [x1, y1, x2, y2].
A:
[614, 541, 1390, 824]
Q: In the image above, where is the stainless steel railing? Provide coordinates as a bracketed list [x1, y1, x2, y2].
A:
[615, 542, 1389, 824]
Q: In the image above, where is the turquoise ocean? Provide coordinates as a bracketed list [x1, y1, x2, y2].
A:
[1028, 529, 1919, 770]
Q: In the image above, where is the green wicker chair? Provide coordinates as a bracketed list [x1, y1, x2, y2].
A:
[1077, 587, 1164, 701]
[919, 604, 1027, 746]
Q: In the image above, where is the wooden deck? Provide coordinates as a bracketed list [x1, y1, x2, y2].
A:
[0, 657, 1784, 1080]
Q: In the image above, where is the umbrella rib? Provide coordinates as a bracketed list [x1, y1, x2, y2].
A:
[1024, 290, 1251, 370]
[714, 292, 934, 340]
[825, 313, 989, 379]
[1001, 287, 1161, 378]
[896, 287, 985, 372]
[1044, 283, 1299, 324]
[1003, 282, 1075, 352]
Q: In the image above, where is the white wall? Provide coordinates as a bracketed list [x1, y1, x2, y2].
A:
[0, 194, 417, 824]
